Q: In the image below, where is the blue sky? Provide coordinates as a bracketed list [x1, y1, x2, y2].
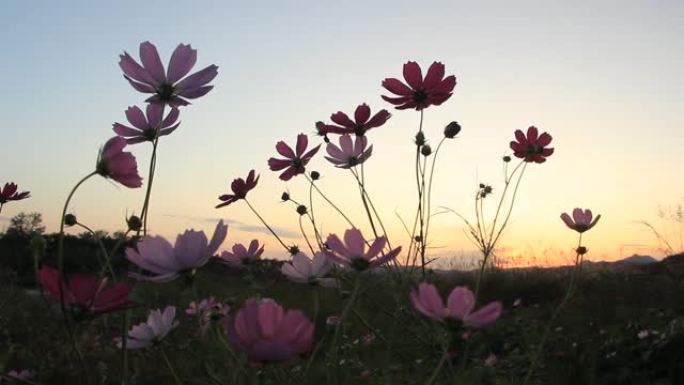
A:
[1, 0, 683, 263]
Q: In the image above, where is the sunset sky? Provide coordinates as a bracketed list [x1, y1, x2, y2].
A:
[1, 1, 682, 266]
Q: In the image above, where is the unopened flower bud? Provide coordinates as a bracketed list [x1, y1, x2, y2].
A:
[310, 171, 320, 180]
[63, 214, 77, 227]
[289, 245, 300, 255]
[503, 156, 511, 163]
[281, 192, 290, 201]
[576, 246, 588, 255]
[414, 131, 426, 146]
[421, 145, 432, 157]
[296, 205, 308, 215]
[444, 121, 461, 138]
[127, 215, 142, 232]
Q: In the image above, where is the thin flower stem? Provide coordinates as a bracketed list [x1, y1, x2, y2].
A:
[423, 137, 447, 256]
[76, 222, 116, 280]
[308, 180, 324, 246]
[0, 203, 3, 215]
[244, 199, 290, 253]
[306, 174, 357, 230]
[139, 135, 160, 236]
[424, 344, 450, 385]
[159, 344, 184, 385]
[351, 167, 380, 241]
[487, 160, 525, 245]
[359, 164, 393, 251]
[56, 171, 96, 373]
[299, 216, 315, 256]
[523, 234, 584, 385]
[328, 275, 361, 384]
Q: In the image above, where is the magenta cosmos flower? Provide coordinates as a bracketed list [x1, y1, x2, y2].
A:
[3, 369, 34, 382]
[316, 103, 390, 136]
[96, 137, 143, 188]
[217, 239, 264, 267]
[382, 61, 456, 110]
[120, 306, 179, 349]
[281, 252, 337, 287]
[216, 170, 259, 208]
[113, 104, 180, 144]
[267, 134, 320, 181]
[39, 265, 135, 318]
[325, 134, 373, 169]
[125, 220, 228, 282]
[411, 283, 502, 327]
[324, 228, 402, 271]
[509, 126, 554, 163]
[561, 208, 601, 233]
[227, 298, 314, 363]
[119, 41, 218, 107]
[0, 182, 30, 206]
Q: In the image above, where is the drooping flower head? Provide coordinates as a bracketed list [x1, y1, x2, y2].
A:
[119, 41, 218, 107]
[217, 239, 264, 267]
[96, 137, 143, 188]
[411, 283, 502, 328]
[216, 170, 259, 208]
[316, 103, 391, 136]
[382, 61, 456, 110]
[119, 306, 179, 349]
[324, 228, 402, 271]
[325, 134, 373, 169]
[281, 252, 337, 287]
[267, 134, 320, 181]
[125, 220, 228, 282]
[509, 126, 554, 163]
[226, 298, 314, 363]
[561, 208, 601, 233]
[113, 104, 180, 144]
[0, 182, 30, 205]
[39, 265, 135, 319]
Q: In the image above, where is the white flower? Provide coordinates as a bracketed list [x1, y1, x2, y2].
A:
[119, 306, 179, 349]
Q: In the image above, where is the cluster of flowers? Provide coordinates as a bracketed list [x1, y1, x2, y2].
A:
[16, 40, 602, 381]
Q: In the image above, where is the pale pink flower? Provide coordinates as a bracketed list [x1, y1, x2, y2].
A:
[226, 298, 314, 363]
[96, 137, 143, 188]
[325, 134, 373, 169]
[560, 208, 601, 233]
[119, 41, 218, 107]
[126, 220, 228, 282]
[113, 104, 180, 144]
[484, 353, 498, 367]
[119, 306, 179, 349]
[411, 283, 502, 327]
[187, 297, 230, 335]
[281, 253, 337, 287]
[324, 228, 401, 271]
[217, 239, 264, 267]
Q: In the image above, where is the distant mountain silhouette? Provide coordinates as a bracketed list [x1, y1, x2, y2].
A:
[614, 254, 658, 265]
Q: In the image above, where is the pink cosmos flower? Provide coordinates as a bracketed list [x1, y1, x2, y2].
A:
[382, 61, 456, 110]
[112, 104, 180, 144]
[39, 265, 135, 318]
[216, 170, 259, 208]
[0, 182, 30, 206]
[125, 220, 228, 282]
[560, 208, 601, 233]
[509, 126, 554, 163]
[119, 306, 179, 349]
[96, 137, 143, 188]
[411, 283, 502, 327]
[324, 228, 402, 271]
[2, 369, 34, 382]
[186, 297, 230, 335]
[281, 252, 337, 287]
[325, 134, 373, 169]
[217, 239, 264, 267]
[268, 134, 320, 181]
[119, 41, 218, 107]
[226, 298, 314, 363]
[315, 103, 391, 136]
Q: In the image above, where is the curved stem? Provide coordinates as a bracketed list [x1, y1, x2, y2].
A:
[159, 344, 184, 385]
[244, 199, 290, 253]
[76, 222, 116, 280]
[424, 344, 449, 385]
[306, 174, 357, 230]
[299, 216, 315, 255]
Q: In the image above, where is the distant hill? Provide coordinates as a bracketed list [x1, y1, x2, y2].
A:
[614, 254, 658, 265]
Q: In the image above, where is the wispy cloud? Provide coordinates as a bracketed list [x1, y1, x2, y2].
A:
[162, 214, 300, 238]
